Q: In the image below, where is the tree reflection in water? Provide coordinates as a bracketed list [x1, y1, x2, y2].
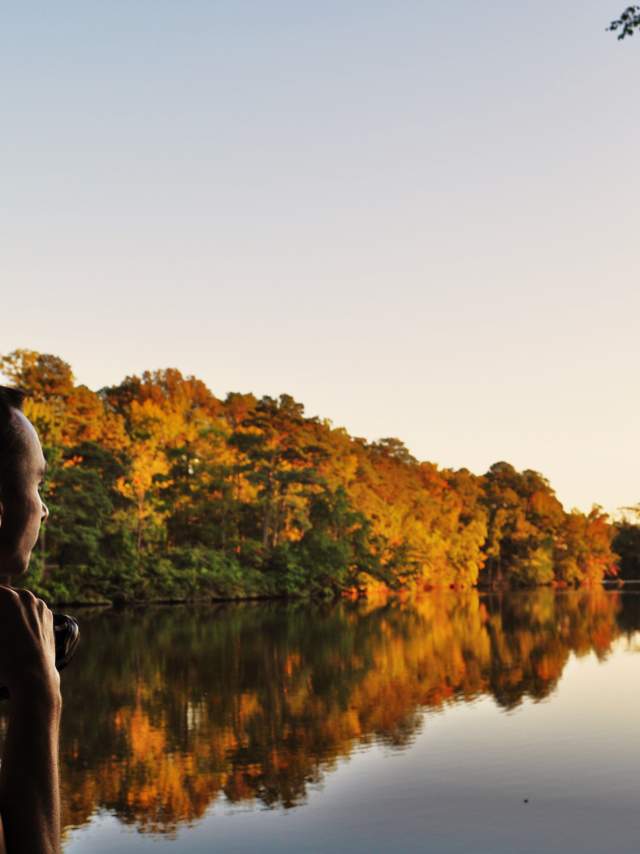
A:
[20, 590, 637, 837]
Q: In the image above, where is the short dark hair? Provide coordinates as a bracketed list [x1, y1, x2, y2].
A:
[0, 386, 27, 493]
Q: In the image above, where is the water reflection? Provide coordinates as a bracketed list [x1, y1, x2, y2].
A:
[31, 590, 640, 836]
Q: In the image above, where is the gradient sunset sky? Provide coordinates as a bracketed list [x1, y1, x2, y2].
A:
[2, 1, 638, 515]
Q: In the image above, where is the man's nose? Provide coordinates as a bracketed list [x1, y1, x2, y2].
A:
[41, 501, 49, 522]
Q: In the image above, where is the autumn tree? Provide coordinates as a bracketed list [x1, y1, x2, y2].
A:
[0, 350, 622, 602]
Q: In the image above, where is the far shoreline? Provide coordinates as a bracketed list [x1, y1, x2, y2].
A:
[49, 579, 640, 609]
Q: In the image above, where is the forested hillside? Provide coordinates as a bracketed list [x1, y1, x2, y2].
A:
[0, 350, 619, 603]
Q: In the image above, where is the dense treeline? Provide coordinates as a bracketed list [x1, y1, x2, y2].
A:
[0, 350, 622, 602]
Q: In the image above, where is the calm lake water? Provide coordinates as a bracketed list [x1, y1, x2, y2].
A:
[34, 590, 640, 853]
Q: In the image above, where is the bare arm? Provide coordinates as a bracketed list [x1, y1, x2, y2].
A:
[0, 588, 62, 854]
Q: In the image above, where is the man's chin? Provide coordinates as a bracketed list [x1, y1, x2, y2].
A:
[1, 553, 30, 577]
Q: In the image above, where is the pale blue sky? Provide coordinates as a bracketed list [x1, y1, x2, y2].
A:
[1, 1, 638, 514]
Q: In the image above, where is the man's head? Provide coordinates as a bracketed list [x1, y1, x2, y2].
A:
[0, 387, 49, 576]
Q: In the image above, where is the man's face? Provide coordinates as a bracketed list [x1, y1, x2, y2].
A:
[0, 410, 49, 576]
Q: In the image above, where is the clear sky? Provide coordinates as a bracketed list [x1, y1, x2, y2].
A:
[1, 1, 638, 515]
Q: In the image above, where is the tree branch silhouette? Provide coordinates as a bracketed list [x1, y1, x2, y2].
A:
[608, 5, 640, 39]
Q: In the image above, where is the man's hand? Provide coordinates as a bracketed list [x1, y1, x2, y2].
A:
[0, 587, 59, 703]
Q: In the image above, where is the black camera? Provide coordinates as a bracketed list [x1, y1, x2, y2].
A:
[53, 613, 80, 670]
